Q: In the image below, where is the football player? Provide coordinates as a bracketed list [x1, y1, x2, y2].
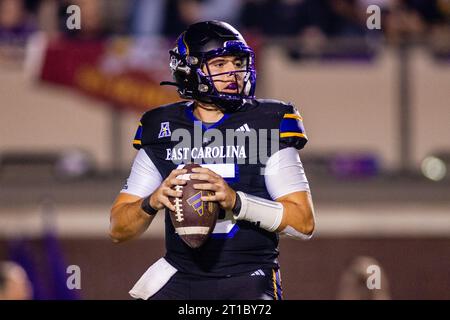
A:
[110, 21, 315, 300]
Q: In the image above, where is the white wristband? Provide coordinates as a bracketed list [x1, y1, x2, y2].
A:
[233, 191, 284, 232]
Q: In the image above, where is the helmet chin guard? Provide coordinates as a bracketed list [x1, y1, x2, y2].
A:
[163, 21, 256, 113]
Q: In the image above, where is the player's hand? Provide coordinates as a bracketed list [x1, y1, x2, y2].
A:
[191, 167, 237, 211]
[149, 168, 187, 211]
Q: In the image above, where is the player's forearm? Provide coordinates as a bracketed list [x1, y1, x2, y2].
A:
[276, 200, 315, 236]
[233, 191, 315, 239]
[109, 199, 153, 243]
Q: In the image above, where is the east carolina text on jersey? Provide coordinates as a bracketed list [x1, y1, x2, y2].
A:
[165, 145, 246, 161]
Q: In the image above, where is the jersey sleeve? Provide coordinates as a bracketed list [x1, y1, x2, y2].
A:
[120, 149, 163, 197]
[264, 147, 310, 200]
[278, 104, 308, 150]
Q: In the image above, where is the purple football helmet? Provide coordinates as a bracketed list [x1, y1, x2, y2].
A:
[163, 21, 257, 112]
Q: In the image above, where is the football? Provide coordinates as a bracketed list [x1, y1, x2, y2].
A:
[169, 163, 220, 249]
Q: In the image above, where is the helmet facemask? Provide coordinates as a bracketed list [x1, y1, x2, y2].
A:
[196, 43, 256, 112]
[201, 53, 251, 96]
[167, 39, 256, 113]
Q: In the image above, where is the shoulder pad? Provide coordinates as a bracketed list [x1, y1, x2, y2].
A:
[132, 101, 190, 150]
[278, 103, 308, 150]
[255, 99, 292, 112]
[254, 99, 308, 150]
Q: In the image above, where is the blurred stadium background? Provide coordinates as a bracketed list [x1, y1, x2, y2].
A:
[1, 0, 450, 299]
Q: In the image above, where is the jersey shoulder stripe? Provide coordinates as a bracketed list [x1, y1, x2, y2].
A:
[132, 121, 143, 149]
[254, 99, 308, 150]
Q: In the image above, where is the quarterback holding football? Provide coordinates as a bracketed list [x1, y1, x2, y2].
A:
[110, 21, 315, 300]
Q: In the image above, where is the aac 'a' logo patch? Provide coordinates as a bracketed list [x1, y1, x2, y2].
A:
[187, 192, 204, 217]
[158, 122, 171, 138]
